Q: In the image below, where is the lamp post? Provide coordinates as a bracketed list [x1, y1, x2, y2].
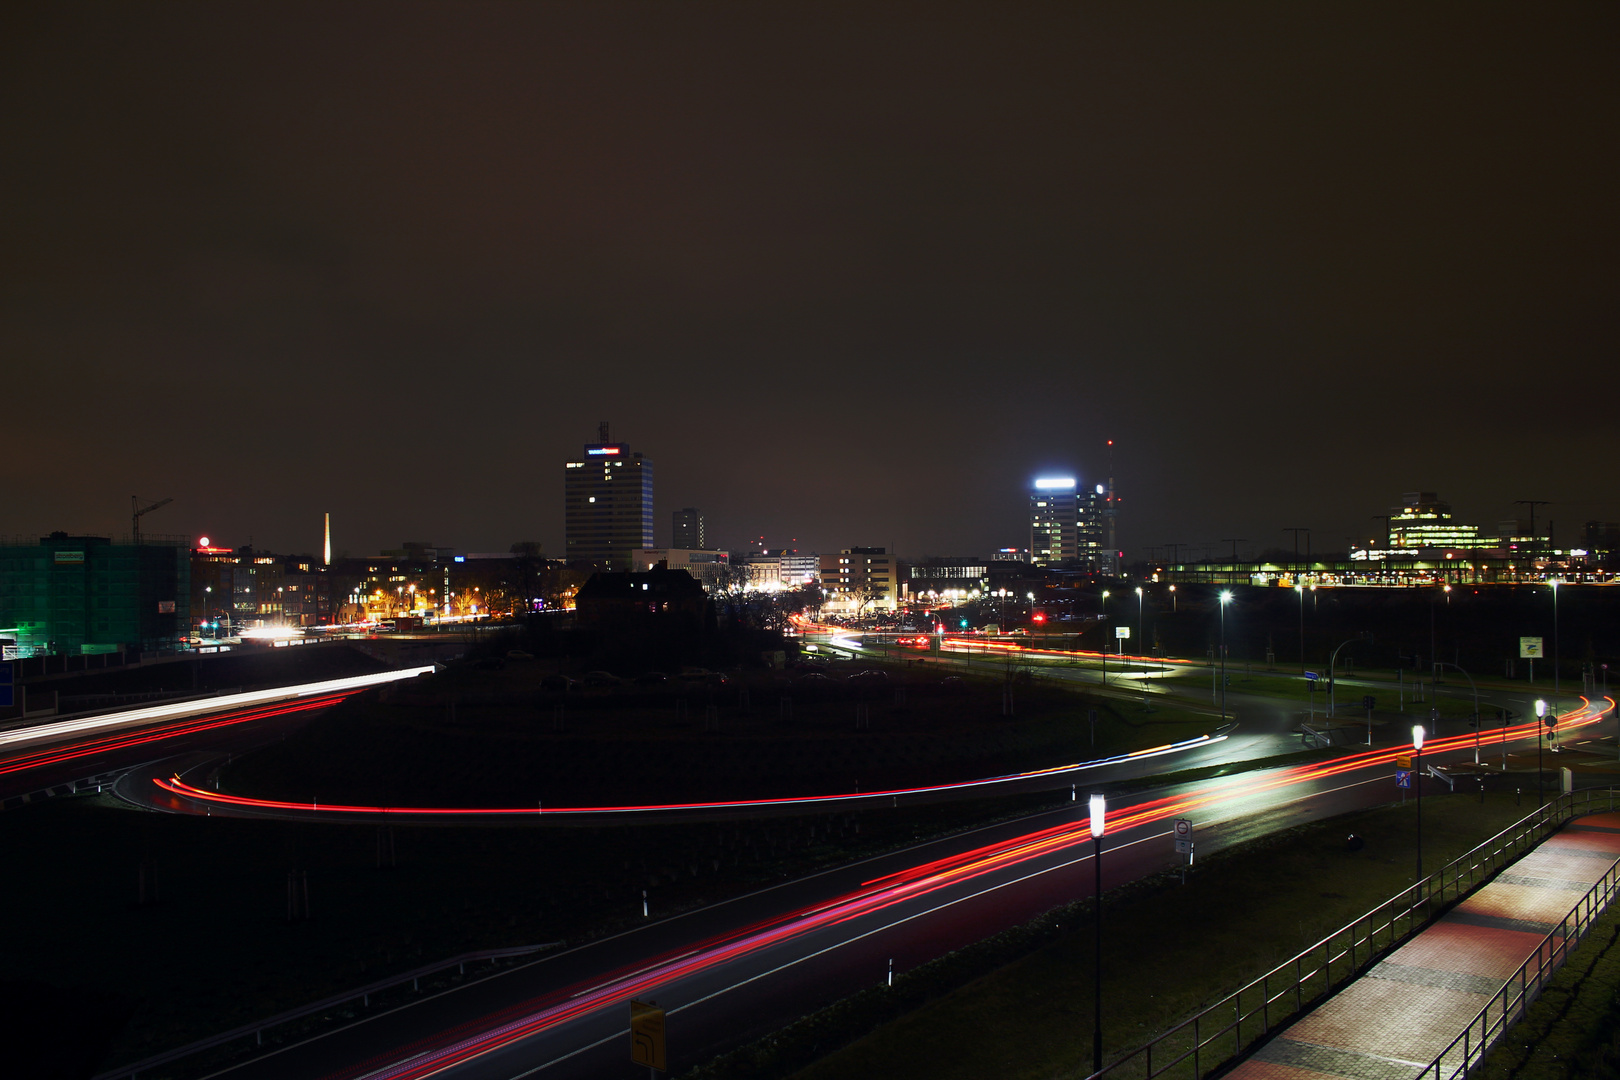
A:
[1433, 661, 1481, 765]
[1551, 579, 1561, 719]
[1089, 793, 1106, 1074]
[1100, 590, 1110, 686]
[1135, 586, 1144, 661]
[1295, 583, 1306, 674]
[1535, 698, 1547, 806]
[1218, 590, 1233, 722]
[1412, 724, 1425, 881]
[1169, 584, 1177, 613]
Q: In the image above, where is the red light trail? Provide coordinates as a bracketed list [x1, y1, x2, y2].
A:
[325, 694, 1611, 1080]
[0, 693, 359, 779]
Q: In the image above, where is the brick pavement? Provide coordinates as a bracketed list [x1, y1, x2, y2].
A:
[1226, 811, 1620, 1080]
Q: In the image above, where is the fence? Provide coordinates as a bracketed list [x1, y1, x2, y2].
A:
[1085, 787, 1619, 1080]
[1418, 846, 1620, 1078]
[96, 942, 560, 1080]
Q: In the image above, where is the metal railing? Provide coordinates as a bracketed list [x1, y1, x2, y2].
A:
[97, 942, 560, 1080]
[1418, 839, 1620, 1079]
[1085, 787, 1619, 1080]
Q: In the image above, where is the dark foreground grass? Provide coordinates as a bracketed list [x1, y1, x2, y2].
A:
[221, 668, 1215, 807]
[0, 786, 1076, 1074]
[682, 792, 1541, 1080]
[1474, 900, 1620, 1080]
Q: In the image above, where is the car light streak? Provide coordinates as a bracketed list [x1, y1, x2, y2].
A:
[0, 666, 436, 754]
[153, 731, 1230, 818]
[0, 693, 358, 778]
[328, 699, 1614, 1080]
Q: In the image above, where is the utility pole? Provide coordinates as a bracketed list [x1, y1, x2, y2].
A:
[1283, 527, 1310, 577]
[1515, 500, 1550, 551]
[1220, 540, 1246, 581]
[1165, 543, 1183, 567]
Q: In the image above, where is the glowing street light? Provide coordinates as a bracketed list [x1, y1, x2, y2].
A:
[1535, 698, 1548, 807]
[1134, 586, 1144, 659]
[1413, 724, 1425, 880]
[1218, 591, 1233, 721]
[1089, 793, 1107, 1073]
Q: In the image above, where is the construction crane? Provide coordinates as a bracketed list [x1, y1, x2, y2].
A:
[131, 495, 173, 544]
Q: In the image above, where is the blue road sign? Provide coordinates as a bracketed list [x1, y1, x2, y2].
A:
[1304, 671, 1319, 681]
[1395, 769, 1412, 789]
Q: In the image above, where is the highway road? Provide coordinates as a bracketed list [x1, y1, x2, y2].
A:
[140, 698, 1611, 1080]
[21, 646, 1604, 1080]
[0, 668, 433, 806]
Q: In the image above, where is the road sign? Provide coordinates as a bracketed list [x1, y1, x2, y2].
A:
[1361, 695, 1376, 711]
[1395, 769, 1412, 789]
[1519, 637, 1544, 659]
[630, 1000, 667, 1071]
[1304, 671, 1319, 681]
[1175, 839, 1194, 854]
[1173, 818, 1192, 840]
[1115, 626, 1131, 639]
[1396, 754, 1412, 769]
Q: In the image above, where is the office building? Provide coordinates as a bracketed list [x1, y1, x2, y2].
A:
[1030, 476, 1110, 571]
[819, 548, 904, 614]
[673, 508, 705, 550]
[0, 533, 190, 657]
[564, 424, 654, 572]
[631, 548, 730, 589]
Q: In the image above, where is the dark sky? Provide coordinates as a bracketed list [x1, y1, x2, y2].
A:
[6, 3, 1616, 560]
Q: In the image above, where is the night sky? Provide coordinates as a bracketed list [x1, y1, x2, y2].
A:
[6, 3, 1615, 561]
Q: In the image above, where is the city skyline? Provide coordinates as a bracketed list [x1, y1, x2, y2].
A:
[5, 5, 1615, 558]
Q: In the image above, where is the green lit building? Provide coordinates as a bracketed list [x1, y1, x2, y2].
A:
[0, 533, 190, 658]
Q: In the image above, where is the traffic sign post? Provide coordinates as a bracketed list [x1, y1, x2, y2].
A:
[1361, 694, 1376, 745]
[1173, 818, 1195, 880]
[1304, 671, 1317, 720]
[631, 999, 667, 1074]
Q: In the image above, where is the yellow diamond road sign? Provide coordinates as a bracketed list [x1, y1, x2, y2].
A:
[631, 999, 667, 1071]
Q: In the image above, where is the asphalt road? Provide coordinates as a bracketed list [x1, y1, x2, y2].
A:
[15, 653, 1604, 1080]
[194, 716, 1600, 1080]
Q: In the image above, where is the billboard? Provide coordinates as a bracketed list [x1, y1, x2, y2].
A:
[1519, 637, 1544, 659]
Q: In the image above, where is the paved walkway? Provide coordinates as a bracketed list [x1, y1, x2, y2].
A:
[1228, 811, 1620, 1080]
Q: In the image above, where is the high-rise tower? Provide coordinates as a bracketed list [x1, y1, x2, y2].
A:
[564, 422, 653, 571]
[1030, 477, 1078, 566]
[673, 508, 705, 550]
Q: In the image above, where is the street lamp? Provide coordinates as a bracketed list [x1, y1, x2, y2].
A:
[1089, 793, 1106, 1074]
[1100, 590, 1110, 685]
[1535, 698, 1547, 807]
[1134, 586, 1143, 660]
[1295, 584, 1306, 674]
[1218, 591, 1233, 721]
[1412, 724, 1425, 881]
[1169, 584, 1177, 613]
[1551, 579, 1561, 719]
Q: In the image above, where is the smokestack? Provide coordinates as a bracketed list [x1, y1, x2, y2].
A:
[324, 512, 331, 566]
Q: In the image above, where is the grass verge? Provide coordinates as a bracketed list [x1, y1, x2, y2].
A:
[1473, 900, 1620, 1080]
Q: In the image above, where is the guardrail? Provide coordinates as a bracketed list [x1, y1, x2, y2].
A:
[1084, 787, 1619, 1080]
[1419, 837, 1620, 1078]
[97, 941, 561, 1080]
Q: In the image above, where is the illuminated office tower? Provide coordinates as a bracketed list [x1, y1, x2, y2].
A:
[564, 423, 653, 571]
[1031, 476, 1109, 570]
[1030, 478, 1078, 566]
